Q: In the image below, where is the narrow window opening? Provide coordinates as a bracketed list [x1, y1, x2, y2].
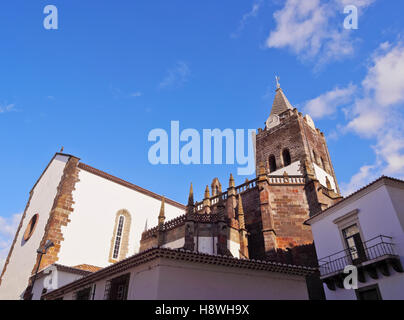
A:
[113, 216, 125, 260]
[282, 149, 291, 167]
[269, 155, 277, 173]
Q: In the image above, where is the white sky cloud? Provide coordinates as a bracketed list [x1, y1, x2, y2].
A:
[305, 42, 404, 195]
[303, 84, 356, 119]
[159, 61, 191, 89]
[0, 213, 22, 272]
[266, 0, 375, 64]
[130, 92, 142, 97]
[0, 104, 15, 114]
[232, 0, 263, 38]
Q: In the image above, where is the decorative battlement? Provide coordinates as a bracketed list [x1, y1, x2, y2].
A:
[236, 179, 258, 194]
[141, 214, 187, 240]
[268, 176, 305, 185]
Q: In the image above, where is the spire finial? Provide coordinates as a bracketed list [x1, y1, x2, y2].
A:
[229, 173, 235, 188]
[158, 197, 165, 225]
[204, 185, 210, 199]
[187, 183, 194, 206]
[275, 75, 281, 90]
[60, 146, 64, 153]
[238, 195, 245, 230]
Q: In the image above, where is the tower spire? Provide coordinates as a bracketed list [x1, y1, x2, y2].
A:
[158, 197, 165, 225]
[237, 196, 245, 230]
[270, 81, 293, 116]
[187, 183, 194, 206]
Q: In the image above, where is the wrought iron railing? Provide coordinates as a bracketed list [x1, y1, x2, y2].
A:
[318, 235, 396, 277]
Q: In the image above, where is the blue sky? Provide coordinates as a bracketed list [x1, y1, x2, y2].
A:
[1, 1, 404, 266]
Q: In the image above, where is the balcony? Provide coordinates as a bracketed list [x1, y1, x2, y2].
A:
[318, 235, 403, 291]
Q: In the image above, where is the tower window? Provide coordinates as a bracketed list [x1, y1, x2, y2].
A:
[320, 157, 326, 170]
[282, 149, 292, 167]
[269, 155, 277, 173]
[313, 151, 318, 165]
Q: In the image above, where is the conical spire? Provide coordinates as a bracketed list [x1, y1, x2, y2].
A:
[270, 87, 293, 116]
[237, 196, 246, 230]
[144, 219, 148, 232]
[229, 173, 235, 188]
[158, 197, 165, 225]
[204, 185, 210, 199]
[187, 183, 194, 206]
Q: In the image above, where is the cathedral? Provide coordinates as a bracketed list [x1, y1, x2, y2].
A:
[0, 85, 343, 300]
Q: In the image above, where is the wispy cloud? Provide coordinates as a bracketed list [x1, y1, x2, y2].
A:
[266, 0, 375, 66]
[231, 0, 263, 38]
[0, 104, 15, 114]
[303, 84, 356, 119]
[0, 213, 22, 272]
[303, 41, 404, 195]
[159, 61, 191, 89]
[130, 92, 142, 97]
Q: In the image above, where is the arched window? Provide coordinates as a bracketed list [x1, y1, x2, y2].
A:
[269, 155, 277, 173]
[282, 149, 292, 167]
[109, 209, 132, 263]
[112, 216, 125, 260]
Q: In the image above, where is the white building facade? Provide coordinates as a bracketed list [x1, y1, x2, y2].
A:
[306, 176, 404, 300]
[0, 153, 185, 300]
[42, 248, 314, 300]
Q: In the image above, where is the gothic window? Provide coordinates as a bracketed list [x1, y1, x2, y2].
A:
[268, 155, 277, 173]
[282, 149, 291, 167]
[113, 216, 125, 259]
[109, 209, 132, 263]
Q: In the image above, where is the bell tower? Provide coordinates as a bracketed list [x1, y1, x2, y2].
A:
[255, 83, 341, 200]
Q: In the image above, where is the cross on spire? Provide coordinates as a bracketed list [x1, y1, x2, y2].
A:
[275, 75, 281, 89]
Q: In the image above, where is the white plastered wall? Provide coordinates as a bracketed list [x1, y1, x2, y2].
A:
[269, 161, 302, 176]
[0, 155, 69, 300]
[310, 183, 404, 300]
[56, 258, 309, 300]
[313, 163, 337, 192]
[56, 169, 185, 268]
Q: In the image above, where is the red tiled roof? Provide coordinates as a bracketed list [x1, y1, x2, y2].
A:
[43, 247, 315, 300]
[72, 264, 102, 273]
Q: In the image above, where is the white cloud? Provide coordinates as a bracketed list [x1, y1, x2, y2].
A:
[232, 0, 263, 38]
[266, 0, 375, 64]
[346, 43, 404, 192]
[303, 84, 356, 119]
[340, 164, 378, 196]
[130, 92, 142, 97]
[303, 42, 404, 195]
[0, 104, 15, 114]
[159, 61, 191, 89]
[0, 213, 22, 272]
